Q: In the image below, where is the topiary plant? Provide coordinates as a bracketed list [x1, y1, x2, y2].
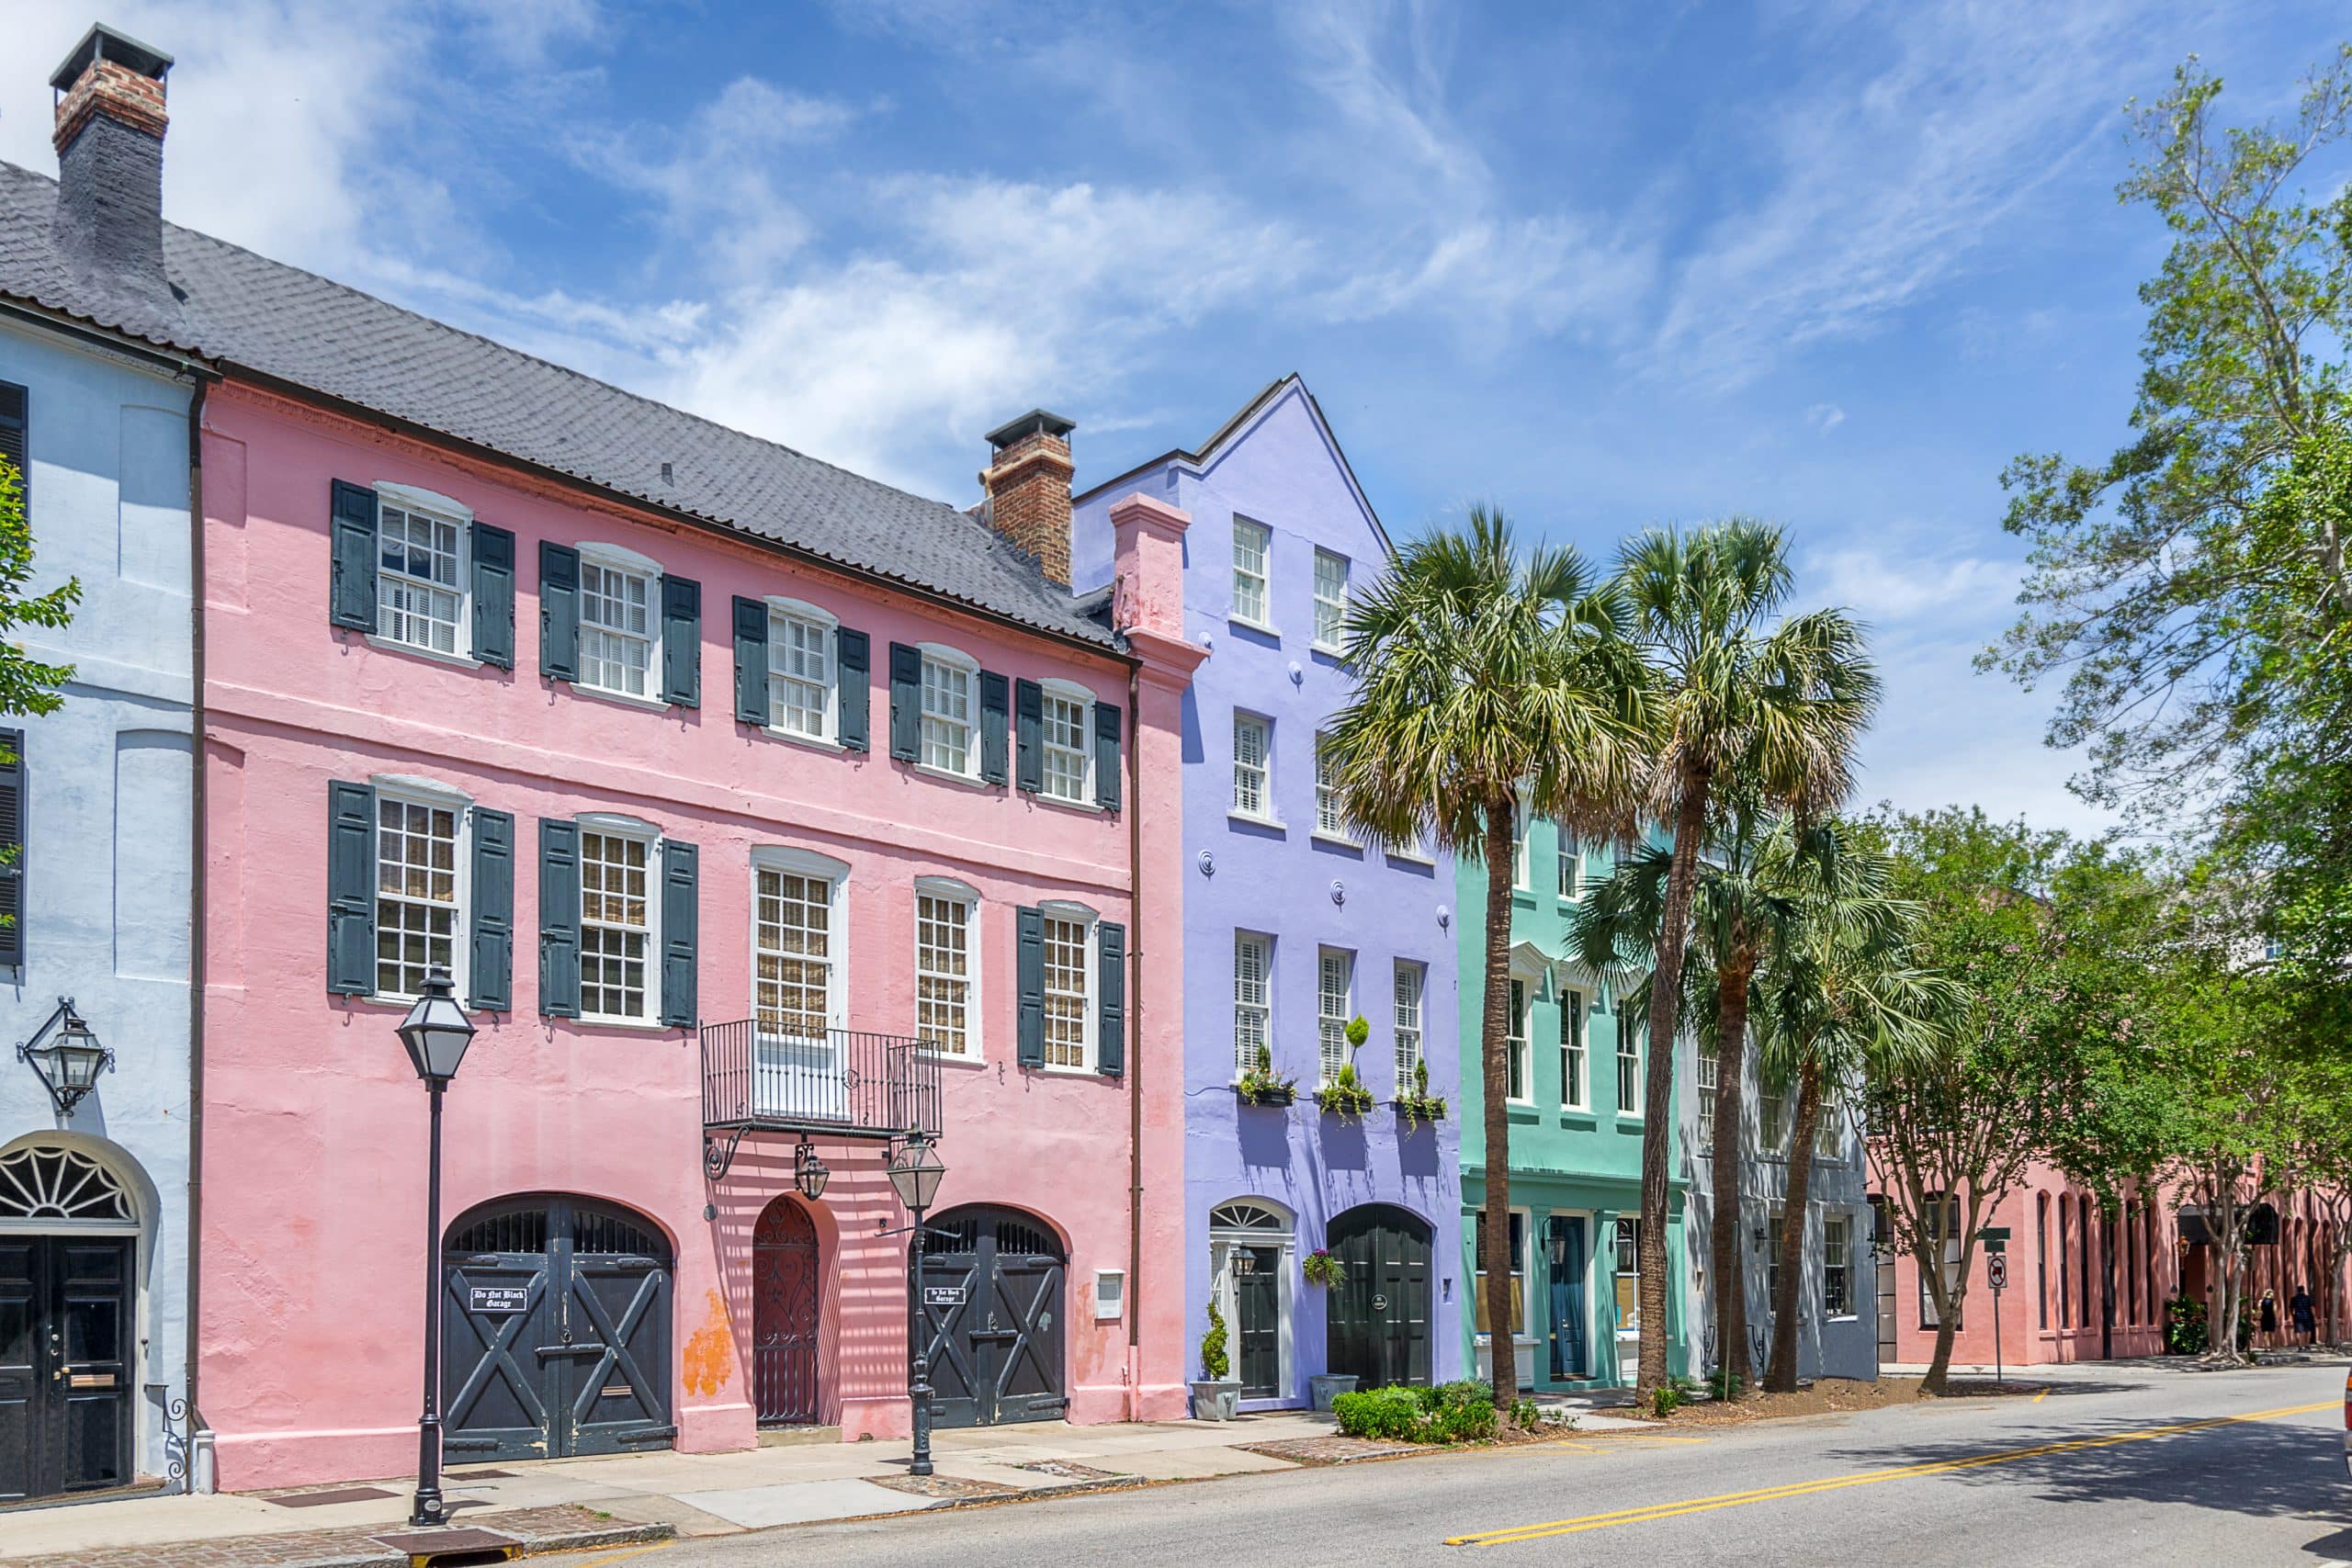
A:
[1201, 1296, 1230, 1381]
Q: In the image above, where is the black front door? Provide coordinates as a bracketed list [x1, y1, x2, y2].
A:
[1325, 1205, 1431, 1391]
[443, 1196, 673, 1462]
[1234, 1247, 1281, 1398]
[0, 1235, 135, 1502]
[916, 1207, 1066, 1428]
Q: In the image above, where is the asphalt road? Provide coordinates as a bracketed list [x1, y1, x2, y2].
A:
[541, 1361, 2352, 1568]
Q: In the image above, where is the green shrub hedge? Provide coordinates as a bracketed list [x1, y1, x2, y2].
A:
[1330, 1380, 1500, 1444]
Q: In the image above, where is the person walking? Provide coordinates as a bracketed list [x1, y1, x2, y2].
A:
[2258, 1289, 2279, 1348]
[2290, 1284, 2316, 1348]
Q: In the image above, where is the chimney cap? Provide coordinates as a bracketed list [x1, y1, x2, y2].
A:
[985, 410, 1075, 451]
[50, 23, 173, 93]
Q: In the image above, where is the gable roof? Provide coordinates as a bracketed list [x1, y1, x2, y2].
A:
[0, 161, 1114, 649]
[1071, 372, 1392, 558]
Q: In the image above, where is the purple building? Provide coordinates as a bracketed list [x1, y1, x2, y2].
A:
[1072, 377, 1463, 1409]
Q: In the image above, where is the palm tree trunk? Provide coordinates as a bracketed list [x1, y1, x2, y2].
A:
[1480, 795, 1520, 1410]
[1710, 951, 1752, 1392]
[1767, 1059, 1822, 1393]
[1637, 768, 1710, 1399]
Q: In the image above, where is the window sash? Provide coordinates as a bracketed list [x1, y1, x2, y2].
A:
[1393, 962, 1423, 1083]
[756, 867, 833, 1039]
[1615, 1018, 1641, 1114]
[1232, 521, 1270, 624]
[1557, 827, 1580, 899]
[1507, 978, 1529, 1101]
[914, 892, 973, 1056]
[1317, 949, 1352, 1087]
[1761, 1085, 1787, 1150]
[579, 829, 651, 1021]
[376, 503, 464, 656]
[1614, 1218, 1641, 1331]
[1474, 1211, 1527, 1338]
[1040, 915, 1091, 1068]
[1314, 735, 1343, 836]
[1824, 1216, 1852, 1317]
[1233, 716, 1270, 816]
[1041, 692, 1090, 802]
[1696, 1045, 1718, 1145]
[578, 560, 654, 696]
[1813, 1095, 1842, 1160]
[1312, 549, 1347, 646]
[920, 657, 975, 774]
[376, 795, 459, 998]
[1560, 991, 1586, 1109]
[769, 612, 832, 739]
[1234, 933, 1271, 1077]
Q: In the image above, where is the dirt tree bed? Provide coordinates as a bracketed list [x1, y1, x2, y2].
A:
[1638, 1376, 2042, 1425]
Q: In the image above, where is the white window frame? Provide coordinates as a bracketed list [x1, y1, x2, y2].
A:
[1038, 677, 1096, 806]
[917, 642, 981, 780]
[1613, 1216, 1643, 1337]
[1824, 1213, 1855, 1320]
[1559, 985, 1588, 1111]
[1696, 1043, 1718, 1146]
[1037, 898, 1097, 1074]
[1317, 947, 1354, 1089]
[1234, 931, 1273, 1080]
[766, 595, 838, 745]
[1557, 824, 1581, 901]
[574, 542, 664, 704]
[1472, 1206, 1533, 1347]
[370, 774, 471, 1003]
[1507, 978, 1532, 1105]
[1232, 711, 1274, 822]
[576, 811, 661, 1026]
[1393, 961, 1425, 1087]
[1814, 1090, 1844, 1162]
[1209, 1199, 1297, 1402]
[1231, 516, 1272, 628]
[750, 844, 851, 1039]
[913, 874, 980, 1060]
[1511, 795, 1531, 890]
[1312, 547, 1348, 650]
[1761, 1078, 1788, 1153]
[371, 482, 472, 662]
[1614, 1010, 1641, 1118]
[1768, 1204, 1787, 1303]
[1313, 732, 1352, 842]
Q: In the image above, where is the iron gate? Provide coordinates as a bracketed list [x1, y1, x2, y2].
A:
[752, 1197, 820, 1425]
[441, 1195, 673, 1462]
[1325, 1203, 1432, 1390]
[916, 1206, 1066, 1427]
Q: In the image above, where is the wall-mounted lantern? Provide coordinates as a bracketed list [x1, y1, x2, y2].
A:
[17, 997, 110, 1115]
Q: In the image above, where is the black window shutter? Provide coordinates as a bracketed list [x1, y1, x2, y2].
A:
[538, 818, 581, 1018]
[1016, 906, 1045, 1067]
[538, 541, 580, 681]
[0, 728, 24, 970]
[888, 642, 922, 762]
[326, 780, 377, 995]
[469, 808, 514, 1010]
[0, 381, 27, 512]
[1093, 699, 1124, 811]
[1097, 919, 1126, 1077]
[661, 574, 701, 707]
[329, 480, 379, 631]
[469, 523, 515, 669]
[978, 671, 1010, 784]
[732, 596, 769, 726]
[1014, 679, 1044, 793]
[836, 628, 870, 751]
[660, 840, 698, 1026]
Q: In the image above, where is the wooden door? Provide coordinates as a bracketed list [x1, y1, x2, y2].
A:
[1234, 1246, 1282, 1398]
[1325, 1205, 1432, 1390]
[916, 1207, 1067, 1427]
[0, 1236, 133, 1501]
[752, 1198, 821, 1425]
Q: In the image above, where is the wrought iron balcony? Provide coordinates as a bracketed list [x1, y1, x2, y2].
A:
[700, 1021, 943, 1179]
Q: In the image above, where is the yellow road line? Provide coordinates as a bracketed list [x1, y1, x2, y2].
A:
[2032, 1388, 2050, 1404]
[1446, 1399, 2335, 1546]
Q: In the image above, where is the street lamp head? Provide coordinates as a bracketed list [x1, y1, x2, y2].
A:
[794, 1139, 831, 1201]
[886, 1129, 945, 1213]
[18, 998, 112, 1114]
[397, 965, 476, 1086]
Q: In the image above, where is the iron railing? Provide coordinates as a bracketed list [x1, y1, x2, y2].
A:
[700, 1021, 943, 1140]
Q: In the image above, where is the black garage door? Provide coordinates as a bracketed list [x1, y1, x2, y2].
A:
[1325, 1203, 1432, 1391]
[441, 1195, 673, 1462]
[915, 1206, 1066, 1428]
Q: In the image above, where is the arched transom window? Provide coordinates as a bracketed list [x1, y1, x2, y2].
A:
[1210, 1201, 1290, 1235]
[0, 1145, 134, 1224]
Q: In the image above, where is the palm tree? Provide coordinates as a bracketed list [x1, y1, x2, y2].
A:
[1617, 521, 1877, 1400]
[1325, 506, 1646, 1409]
[1751, 827, 1960, 1393]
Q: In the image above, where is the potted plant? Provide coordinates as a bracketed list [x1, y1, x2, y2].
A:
[1314, 1062, 1377, 1119]
[1394, 1057, 1450, 1131]
[1301, 1247, 1343, 1287]
[1189, 1298, 1242, 1420]
[1235, 1044, 1297, 1108]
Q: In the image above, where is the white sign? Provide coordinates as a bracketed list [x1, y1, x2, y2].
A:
[1987, 1254, 2008, 1291]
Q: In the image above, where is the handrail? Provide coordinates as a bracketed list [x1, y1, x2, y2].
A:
[699, 1021, 943, 1138]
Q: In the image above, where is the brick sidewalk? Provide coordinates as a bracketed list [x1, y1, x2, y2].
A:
[0, 1505, 668, 1568]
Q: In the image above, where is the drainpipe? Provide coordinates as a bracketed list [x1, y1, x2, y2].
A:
[183, 373, 212, 1491]
[1125, 661, 1144, 1421]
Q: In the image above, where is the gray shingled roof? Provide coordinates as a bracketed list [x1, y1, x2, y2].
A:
[0, 160, 1114, 648]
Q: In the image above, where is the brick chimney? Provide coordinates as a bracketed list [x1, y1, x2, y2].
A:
[980, 410, 1076, 587]
[49, 24, 174, 296]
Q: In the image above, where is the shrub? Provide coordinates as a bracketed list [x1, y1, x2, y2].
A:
[1648, 1383, 1686, 1418]
[1707, 1368, 1744, 1402]
[1510, 1397, 1542, 1431]
[1331, 1381, 1500, 1444]
[2163, 1295, 2210, 1356]
[1201, 1298, 1230, 1382]
[1332, 1386, 1426, 1440]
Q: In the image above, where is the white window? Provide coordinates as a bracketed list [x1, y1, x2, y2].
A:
[1312, 548, 1348, 648]
[1614, 1218, 1642, 1333]
[1040, 682, 1091, 804]
[376, 792, 461, 998]
[1814, 1092, 1843, 1160]
[1511, 797, 1530, 889]
[377, 500, 465, 656]
[1041, 909, 1092, 1070]
[1232, 517, 1272, 626]
[580, 827, 653, 1021]
[1768, 1208, 1786, 1302]
[1824, 1214, 1854, 1317]
[1234, 931, 1272, 1078]
[1474, 1210, 1528, 1339]
[1615, 1012, 1641, 1115]
[1317, 948, 1353, 1087]
[1233, 713, 1271, 818]
[755, 863, 837, 1039]
[1315, 733, 1346, 838]
[579, 554, 656, 698]
[1696, 1043, 1718, 1145]
[1761, 1079, 1788, 1151]
[915, 885, 976, 1057]
[1560, 989, 1587, 1111]
[1557, 825, 1581, 900]
[1393, 961, 1424, 1085]
[920, 649, 978, 776]
[769, 602, 834, 741]
[1507, 978, 1531, 1102]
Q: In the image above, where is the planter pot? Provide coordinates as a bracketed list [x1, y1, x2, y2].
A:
[1190, 1380, 1243, 1421]
[1235, 1084, 1295, 1108]
[1308, 1373, 1359, 1412]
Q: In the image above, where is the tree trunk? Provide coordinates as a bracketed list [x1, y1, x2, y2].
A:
[1479, 795, 1521, 1410]
[1767, 1059, 1823, 1393]
[1637, 770, 1711, 1400]
[1709, 950, 1753, 1390]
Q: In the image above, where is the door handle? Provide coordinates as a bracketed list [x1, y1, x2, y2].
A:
[535, 1345, 605, 1357]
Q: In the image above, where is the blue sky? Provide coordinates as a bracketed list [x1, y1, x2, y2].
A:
[7, 1, 2346, 834]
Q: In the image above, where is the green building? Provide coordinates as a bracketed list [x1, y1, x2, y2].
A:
[1456, 816, 1694, 1391]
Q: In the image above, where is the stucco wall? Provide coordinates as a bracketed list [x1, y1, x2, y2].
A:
[198, 384, 1182, 1488]
[0, 317, 196, 1487]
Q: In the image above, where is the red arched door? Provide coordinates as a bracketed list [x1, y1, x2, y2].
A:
[752, 1197, 821, 1425]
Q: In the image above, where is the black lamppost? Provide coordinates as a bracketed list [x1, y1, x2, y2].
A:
[397, 965, 475, 1529]
[885, 1130, 946, 1477]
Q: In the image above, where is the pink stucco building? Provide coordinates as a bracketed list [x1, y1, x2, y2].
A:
[184, 298, 1194, 1482]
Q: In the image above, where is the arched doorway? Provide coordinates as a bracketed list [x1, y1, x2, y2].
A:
[916, 1205, 1065, 1427]
[441, 1194, 673, 1461]
[1210, 1201, 1292, 1400]
[0, 1142, 139, 1501]
[1325, 1203, 1432, 1391]
[752, 1196, 821, 1426]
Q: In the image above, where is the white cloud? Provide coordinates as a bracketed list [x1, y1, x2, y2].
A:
[1804, 402, 1845, 433]
[1804, 542, 2018, 622]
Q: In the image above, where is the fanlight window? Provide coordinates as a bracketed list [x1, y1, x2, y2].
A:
[0, 1145, 133, 1224]
[1209, 1201, 1288, 1234]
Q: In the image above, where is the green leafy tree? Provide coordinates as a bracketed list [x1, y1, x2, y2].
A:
[1615, 521, 1877, 1399]
[1325, 506, 1647, 1409]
